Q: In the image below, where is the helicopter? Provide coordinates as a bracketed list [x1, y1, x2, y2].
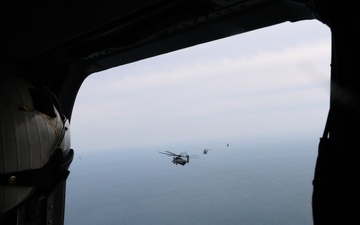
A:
[203, 148, 213, 154]
[158, 151, 197, 166]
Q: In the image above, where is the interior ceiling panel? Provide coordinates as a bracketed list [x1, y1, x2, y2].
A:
[1, 0, 315, 74]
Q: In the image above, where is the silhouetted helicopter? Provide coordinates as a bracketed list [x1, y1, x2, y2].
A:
[158, 151, 198, 166]
[203, 148, 212, 154]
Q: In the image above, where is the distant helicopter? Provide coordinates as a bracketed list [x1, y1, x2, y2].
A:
[203, 148, 212, 154]
[158, 151, 197, 166]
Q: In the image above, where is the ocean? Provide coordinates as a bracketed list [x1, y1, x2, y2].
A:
[64, 138, 318, 225]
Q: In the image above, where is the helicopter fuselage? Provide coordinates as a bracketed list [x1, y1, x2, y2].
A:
[172, 156, 188, 166]
[158, 150, 192, 166]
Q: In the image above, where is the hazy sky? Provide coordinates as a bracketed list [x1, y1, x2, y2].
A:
[70, 19, 331, 153]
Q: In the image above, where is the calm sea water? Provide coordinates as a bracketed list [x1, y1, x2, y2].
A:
[64, 138, 318, 225]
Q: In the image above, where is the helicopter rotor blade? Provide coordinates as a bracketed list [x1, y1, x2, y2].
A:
[165, 151, 183, 157]
[158, 150, 181, 157]
[158, 151, 173, 156]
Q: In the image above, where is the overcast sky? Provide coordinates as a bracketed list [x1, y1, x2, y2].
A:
[70, 19, 331, 153]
